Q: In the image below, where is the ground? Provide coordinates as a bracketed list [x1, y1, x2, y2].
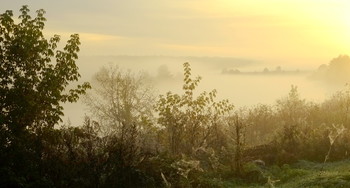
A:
[216, 160, 350, 188]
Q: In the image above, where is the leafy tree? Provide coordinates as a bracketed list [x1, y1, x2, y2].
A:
[276, 85, 307, 125]
[0, 5, 90, 134]
[274, 86, 306, 161]
[156, 62, 234, 156]
[246, 104, 276, 146]
[0, 5, 90, 186]
[321, 84, 350, 128]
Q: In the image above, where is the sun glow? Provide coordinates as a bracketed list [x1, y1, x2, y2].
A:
[302, 2, 350, 53]
[208, 0, 350, 59]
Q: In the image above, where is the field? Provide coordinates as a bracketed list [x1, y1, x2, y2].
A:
[221, 160, 350, 188]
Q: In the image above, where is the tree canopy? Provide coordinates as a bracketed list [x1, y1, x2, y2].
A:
[0, 5, 90, 135]
[0, 6, 90, 186]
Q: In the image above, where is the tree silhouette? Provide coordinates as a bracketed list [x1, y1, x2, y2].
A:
[0, 5, 90, 186]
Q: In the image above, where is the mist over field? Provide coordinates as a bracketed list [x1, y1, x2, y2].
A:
[62, 55, 346, 126]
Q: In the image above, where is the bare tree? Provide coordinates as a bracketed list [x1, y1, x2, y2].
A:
[84, 65, 155, 166]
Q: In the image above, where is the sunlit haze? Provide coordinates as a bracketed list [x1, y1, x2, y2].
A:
[2, 0, 350, 125]
[2, 0, 350, 65]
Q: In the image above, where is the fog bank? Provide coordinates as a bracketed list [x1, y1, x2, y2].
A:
[62, 55, 345, 126]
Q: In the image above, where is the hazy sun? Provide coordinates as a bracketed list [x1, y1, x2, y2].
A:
[217, 0, 350, 54]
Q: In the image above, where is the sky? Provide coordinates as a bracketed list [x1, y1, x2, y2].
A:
[3, 0, 349, 125]
[2, 0, 350, 68]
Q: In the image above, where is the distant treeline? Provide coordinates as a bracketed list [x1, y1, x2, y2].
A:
[222, 67, 309, 75]
[311, 55, 350, 85]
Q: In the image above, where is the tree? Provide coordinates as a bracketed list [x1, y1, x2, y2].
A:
[246, 104, 276, 146]
[156, 62, 234, 156]
[276, 85, 307, 125]
[274, 85, 311, 163]
[312, 55, 350, 84]
[84, 65, 155, 166]
[227, 111, 248, 176]
[321, 84, 350, 128]
[0, 6, 90, 186]
[0, 5, 90, 134]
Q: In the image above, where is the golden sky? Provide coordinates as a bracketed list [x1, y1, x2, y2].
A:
[2, 0, 350, 67]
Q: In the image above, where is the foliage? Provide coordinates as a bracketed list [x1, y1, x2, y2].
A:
[321, 84, 350, 128]
[226, 111, 249, 176]
[0, 6, 90, 187]
[276, 85, 308, 125]
[272, 86, 311, 163]
[156, 62, 234, 156]
[322, 124, 346, 169]
[0, 5, 90, 132]
[245, 104, 276, 146]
